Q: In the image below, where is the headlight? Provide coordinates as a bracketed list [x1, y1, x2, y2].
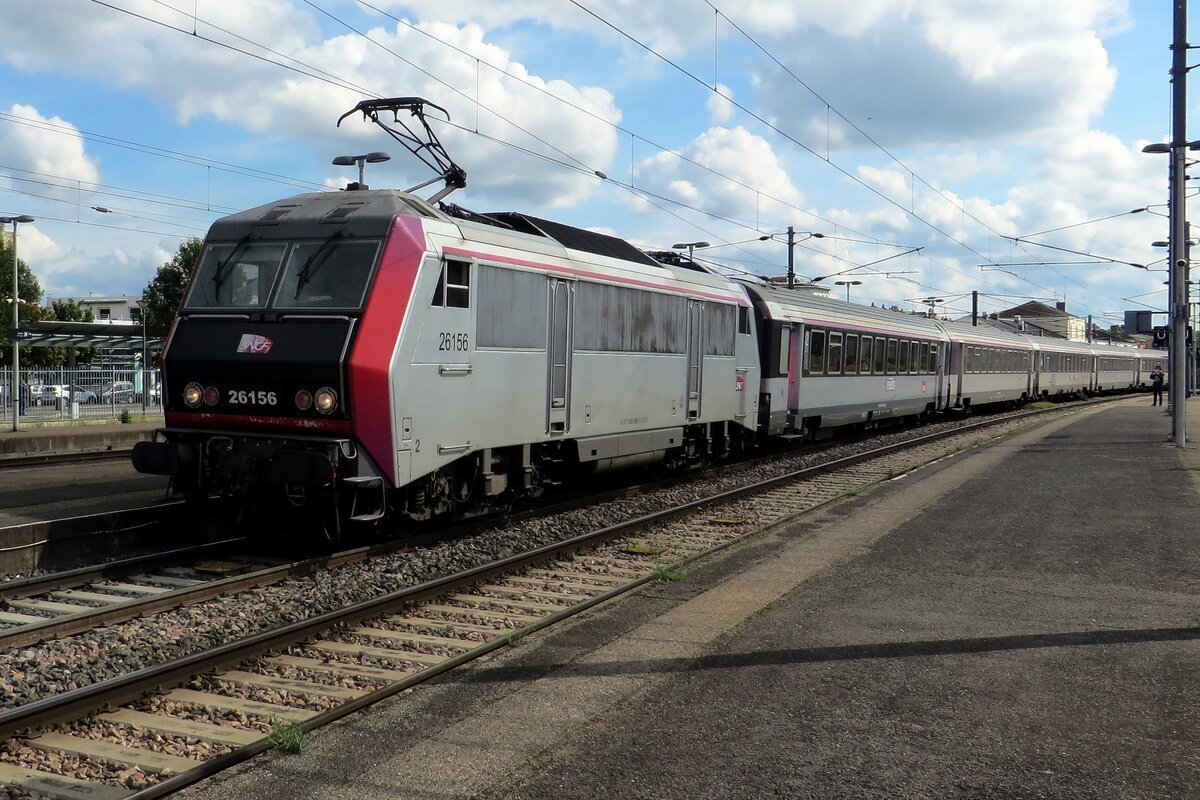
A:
[183, 382, 203, 408]
[295, 389, 313, 411]
[314, 387, 337, 414]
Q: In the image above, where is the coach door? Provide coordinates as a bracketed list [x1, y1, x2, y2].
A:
[934, 342, 946, 411]
[685, 300, 703, 420]
[546, 279, 573, 434]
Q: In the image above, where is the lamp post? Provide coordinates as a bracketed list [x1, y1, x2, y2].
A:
[834, 279, 862, 302]
[1, 215, 34, 431]
[139, 295, 148, 412]
[332, 151, 391, 189]
[671, 241, 711, 265]
[1141, 0, 1190, 446]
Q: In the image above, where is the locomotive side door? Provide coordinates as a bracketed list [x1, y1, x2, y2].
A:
[546, 278, 573, 435]
[685, 299, 703, 420]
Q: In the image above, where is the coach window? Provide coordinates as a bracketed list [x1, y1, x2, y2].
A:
[873, 337, 886, 373]
[844, 334, 859, 375]
[919, 342, 930, 374]
[778, 326, 792, 375]
[929, 344, 939, 373]
[738, 306, 751, 335]
[898, 340, 910, 373]
[859, 336, 873, 374]
[885, 338, 898, 374]
[827, 332, 843, 375]
[432, 258, 471, 308]
[807, 329, 826, 374]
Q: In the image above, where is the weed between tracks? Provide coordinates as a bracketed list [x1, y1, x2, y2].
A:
[652, 563, 686, 582]
[270, 719, 315, 754]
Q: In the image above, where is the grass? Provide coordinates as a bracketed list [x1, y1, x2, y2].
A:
[651, 563, 686, 583]
[844, 483, 866, 497]
[270, 720, 315, 754]
[1028, 401, 1057, 410]
[506, 630, 528, 647]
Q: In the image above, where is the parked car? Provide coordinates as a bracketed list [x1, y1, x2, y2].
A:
[66, 385, 99, 404]
[101, 381, 137, 404]
[40, 384, 100, 405]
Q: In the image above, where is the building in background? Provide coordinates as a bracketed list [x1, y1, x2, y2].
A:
[47, 295, 145, 325]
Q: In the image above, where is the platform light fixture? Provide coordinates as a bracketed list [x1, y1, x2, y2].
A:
[671, 241, 711, 265]
[332, 151, 391, 189]
[834, 279, 863, 302]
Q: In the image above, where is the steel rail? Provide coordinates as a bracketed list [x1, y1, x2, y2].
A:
[0, 532, 233, 599]
[0, 541, 395, 651]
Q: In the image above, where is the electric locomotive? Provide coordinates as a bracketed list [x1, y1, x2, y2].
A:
[134, 98, 761, 540]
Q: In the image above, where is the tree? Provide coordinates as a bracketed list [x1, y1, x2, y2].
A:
[143, 237, 203, 336]
[49, 299, 99, 366]
[0, 240, 51, 369]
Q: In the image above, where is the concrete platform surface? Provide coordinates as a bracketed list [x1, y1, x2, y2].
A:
[0, 420, 159, 461]
[145, 399, 1200, 797]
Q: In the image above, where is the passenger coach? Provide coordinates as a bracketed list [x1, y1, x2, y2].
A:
[741, 283, 949, 438]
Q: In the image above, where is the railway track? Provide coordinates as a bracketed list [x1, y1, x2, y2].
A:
[0, 400, 1106, 799]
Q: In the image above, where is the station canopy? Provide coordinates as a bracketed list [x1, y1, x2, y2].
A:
[7, 320, 163, 350]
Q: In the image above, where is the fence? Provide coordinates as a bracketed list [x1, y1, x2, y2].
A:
[0, 367, 164, 423]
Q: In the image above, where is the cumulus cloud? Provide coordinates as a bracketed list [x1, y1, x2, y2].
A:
[0, 4, 620, 209]
[636, 125, 806, 225]
[749, 2, 1123, 149]
[708, 84, 735, 125]
[0, 104, 101, 198]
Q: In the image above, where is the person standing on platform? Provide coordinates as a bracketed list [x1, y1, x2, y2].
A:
[1151, 364, 1165, 406]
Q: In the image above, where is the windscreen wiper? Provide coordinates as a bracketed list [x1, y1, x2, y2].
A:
[212, 232, 258, 295]
[294, 229, 348, 299]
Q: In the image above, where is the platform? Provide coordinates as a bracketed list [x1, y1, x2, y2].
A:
[0, 419, 159, 461]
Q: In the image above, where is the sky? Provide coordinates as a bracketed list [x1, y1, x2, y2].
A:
[0, 0, 1193, 328]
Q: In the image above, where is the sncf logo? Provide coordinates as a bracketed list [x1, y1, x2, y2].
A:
[236, 334, 274, 354]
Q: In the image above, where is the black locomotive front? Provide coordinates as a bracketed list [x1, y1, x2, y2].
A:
[133, 190, 404, 538]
